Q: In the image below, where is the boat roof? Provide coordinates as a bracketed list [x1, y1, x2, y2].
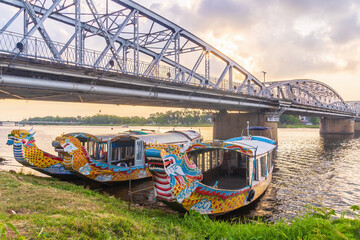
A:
[188, 136, 276, 157]
[166, 130, 201, 141]
[248, 126, 272, 130]
[226, 138, 276, 156]
[135, 132, 195, 144]
[66, 130, 200, 144]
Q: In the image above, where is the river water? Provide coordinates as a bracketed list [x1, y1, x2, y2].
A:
[1, 125, 359, 220]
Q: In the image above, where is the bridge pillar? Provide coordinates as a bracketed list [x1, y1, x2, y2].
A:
[213, 111, 278, 142]
[354, 121, 360, 132]
[319, 118, 354, 135]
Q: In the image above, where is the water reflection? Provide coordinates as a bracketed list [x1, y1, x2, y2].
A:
[270, 129, 360, 220]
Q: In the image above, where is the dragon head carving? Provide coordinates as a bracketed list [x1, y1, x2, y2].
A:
[7, 129, 36, 148]
[52, 134, 92, 170]
[146, 143, 202, 203]
[52, 134, 80, 157]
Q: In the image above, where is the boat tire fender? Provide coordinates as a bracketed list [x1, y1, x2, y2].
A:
[247, 189, 255, 202]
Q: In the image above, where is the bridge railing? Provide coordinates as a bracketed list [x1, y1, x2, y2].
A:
[0, 30, 357, 115]
[0, 30, 221, 90]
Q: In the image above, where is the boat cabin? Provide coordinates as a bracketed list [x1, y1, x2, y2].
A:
[67, 130, 202, 168]
[188, 136, 277, 190]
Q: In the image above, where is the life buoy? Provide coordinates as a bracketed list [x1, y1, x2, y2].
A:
[247, 189, 255, 202]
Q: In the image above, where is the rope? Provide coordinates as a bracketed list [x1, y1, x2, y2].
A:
[129, 186, 153, 194]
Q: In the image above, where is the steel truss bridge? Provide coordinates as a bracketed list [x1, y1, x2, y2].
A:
[0, 0, 357, 119]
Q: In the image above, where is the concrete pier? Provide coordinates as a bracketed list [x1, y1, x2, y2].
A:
[355, 121, 360, 132]
[213, 112, 278, 142]
[320, 118, 355, 135]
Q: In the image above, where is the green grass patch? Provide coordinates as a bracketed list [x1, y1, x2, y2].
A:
[0, 171, 359, 239]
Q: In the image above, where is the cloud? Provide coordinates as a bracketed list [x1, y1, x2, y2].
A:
[149, 0, 360, 82]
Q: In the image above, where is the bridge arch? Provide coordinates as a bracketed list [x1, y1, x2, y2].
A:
[266, 79, 350, 112]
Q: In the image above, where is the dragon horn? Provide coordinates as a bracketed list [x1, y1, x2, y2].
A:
[29, 131, 36, 138]
[28, 127, 34, 133]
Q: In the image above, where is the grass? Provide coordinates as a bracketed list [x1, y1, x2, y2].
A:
[0, 171, 359, 239]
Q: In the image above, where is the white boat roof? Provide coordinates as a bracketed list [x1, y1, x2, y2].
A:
[166, 130, 201, 141]
[226, 137, 276, 156]
[136, 132, 193, 144]
[68, 130, 200, 145]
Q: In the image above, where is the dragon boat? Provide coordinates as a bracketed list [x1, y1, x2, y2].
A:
[52, 130, 202, 183]
[146, 124, 277, 215]
[7, 129, 73, 178]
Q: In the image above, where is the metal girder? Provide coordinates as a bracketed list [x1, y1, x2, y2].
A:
[0, 0, 212, 87]
[20, 0, 62, 60]
[143, 32, 176, 77]
[266, 79, 350, 112]
[111, 0, 265, 91]
[85, 0, 124, 70]
[185, 50, 206, 84]
[0, 0, 356, 116]
[93, 9, 135, 68]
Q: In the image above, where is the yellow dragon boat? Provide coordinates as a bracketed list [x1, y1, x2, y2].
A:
[7, 129, 73, 178]
[146, 125, 277, 215]
[52, 130, 202, 183]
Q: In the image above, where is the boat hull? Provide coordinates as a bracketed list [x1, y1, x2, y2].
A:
[182, 173, 272, 215]
[66, 159, 152, 183]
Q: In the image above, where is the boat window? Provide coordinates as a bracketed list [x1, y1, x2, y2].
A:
[268, 151, 272, 171]
[134, 140, 144, 166]
[212, 151, 217, 169]
[192, 154, 197, 165]
[204, 152, 208, 172]
[98, 143, 108, 160]
[254, 158, 259, 181]
[108, 140, 135, 166]
[260, 155, 266, 177]
[272, 147, 277, 165]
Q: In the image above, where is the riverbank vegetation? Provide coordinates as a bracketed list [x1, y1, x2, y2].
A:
[21, 111, 320, 129]
[21, 110, 212, 126]
[1, 171, 359, 239]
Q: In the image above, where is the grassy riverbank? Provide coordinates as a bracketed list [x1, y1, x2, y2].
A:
[1, 171, 359, 239]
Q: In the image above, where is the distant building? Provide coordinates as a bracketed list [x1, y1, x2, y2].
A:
[299, 116, 313, 125]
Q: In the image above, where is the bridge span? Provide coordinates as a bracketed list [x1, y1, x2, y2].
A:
[0, 0, 358, 139]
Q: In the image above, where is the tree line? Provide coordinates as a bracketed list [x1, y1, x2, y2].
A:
[22, 110, 319, 126]
[279, 115, 319, 125]
[22, 110, 213, 125]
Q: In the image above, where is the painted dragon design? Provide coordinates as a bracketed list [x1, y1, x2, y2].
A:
[52, 134, 151, 183]
[6, 129, 71, 177]
[146, 143, 203, 203]
[147, 141, 268, 215]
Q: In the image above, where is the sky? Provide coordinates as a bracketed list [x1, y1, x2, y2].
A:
[0, 0, 360, 120]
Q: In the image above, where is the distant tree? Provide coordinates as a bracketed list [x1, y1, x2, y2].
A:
[308, 116, 319, 125]
[280, 115, 301, 125]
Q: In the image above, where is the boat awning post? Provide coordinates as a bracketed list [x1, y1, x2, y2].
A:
[107, 139, 111, 165]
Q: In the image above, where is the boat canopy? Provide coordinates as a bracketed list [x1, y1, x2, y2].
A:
[227, 138, 276, 156]
[188, 136, 276, 157]
[248, 126, 272, 130]
[166, 130, 202, 141]
[135, 132, 193, 145]
[65, 130, 200, 146]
